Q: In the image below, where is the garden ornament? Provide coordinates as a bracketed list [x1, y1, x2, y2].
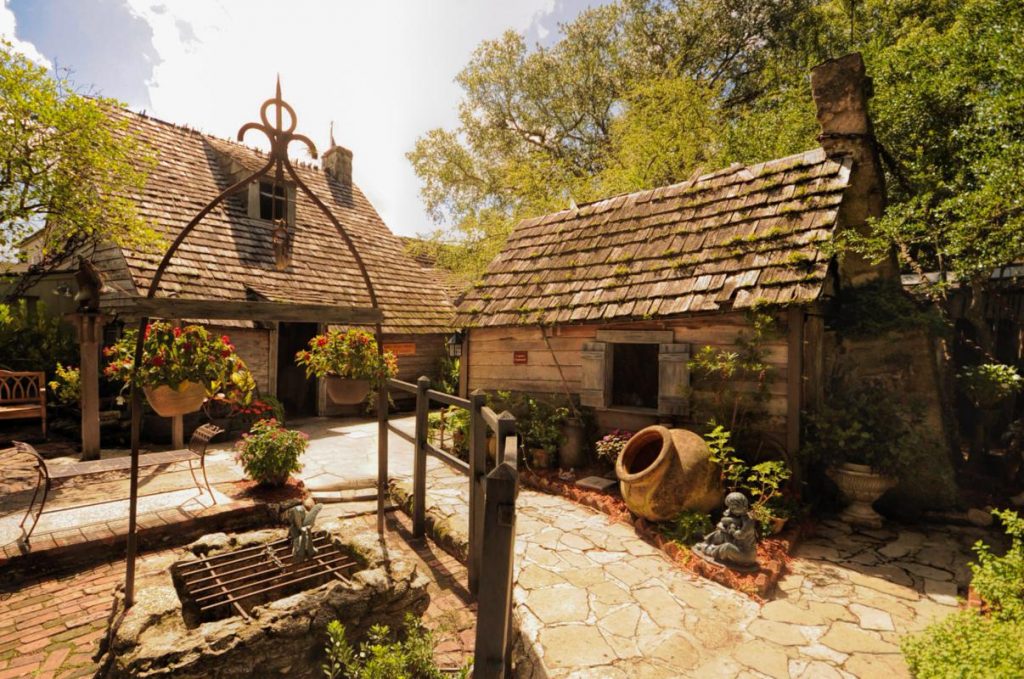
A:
[287, 501, 322, 563]
[693, 492, 759, 572]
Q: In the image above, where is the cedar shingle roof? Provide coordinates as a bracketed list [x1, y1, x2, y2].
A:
[456, 148, 851, 327]
[103, 108, 453, 334]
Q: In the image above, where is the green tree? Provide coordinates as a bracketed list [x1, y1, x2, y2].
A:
[0, 41, 156, 295]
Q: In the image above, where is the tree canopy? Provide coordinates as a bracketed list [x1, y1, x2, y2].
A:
[408, 0, 1023, 289]
[0, 41, 156, 286]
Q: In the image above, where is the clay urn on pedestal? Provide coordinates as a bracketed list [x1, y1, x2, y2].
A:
[615, 425, 722, 521]
[827, 462, 897, 528]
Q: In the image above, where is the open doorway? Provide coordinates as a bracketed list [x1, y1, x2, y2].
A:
[277, 322, 318, 418]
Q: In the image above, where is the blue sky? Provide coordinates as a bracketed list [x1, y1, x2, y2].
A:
[1, 0, 602, 237]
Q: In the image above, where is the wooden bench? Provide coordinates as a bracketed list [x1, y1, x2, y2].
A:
[8, 423, 223, 554]
[0, 370, 46, 438]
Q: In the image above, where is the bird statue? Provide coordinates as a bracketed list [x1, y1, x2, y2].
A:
[286, 502, 322, 564]
[73, 257, 103, 312]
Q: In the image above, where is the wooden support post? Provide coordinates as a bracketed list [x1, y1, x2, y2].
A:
[68, 312, 105, 460]
[473, 461, 518, 679]
[468, 389, 487, 596]
[172, 416, 185, 449]
[413, 376, 430, 538]
[377, 382, 388, 536]
[786, 306, 804, 457]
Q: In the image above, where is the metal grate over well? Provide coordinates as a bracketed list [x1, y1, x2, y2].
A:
[174, 530, 357, 623]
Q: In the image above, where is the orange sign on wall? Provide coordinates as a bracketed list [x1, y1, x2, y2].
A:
[384, 342, 417, 357]
[513, 351, 529, 365]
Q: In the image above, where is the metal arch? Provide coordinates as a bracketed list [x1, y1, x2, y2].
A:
[124, 79, 385, 607]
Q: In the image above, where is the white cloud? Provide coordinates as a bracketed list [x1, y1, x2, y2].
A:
[121, 0, 559, 237]
[0, 0, 50, 67]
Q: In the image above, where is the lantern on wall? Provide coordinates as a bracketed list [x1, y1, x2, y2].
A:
[446, 330, 464, 358]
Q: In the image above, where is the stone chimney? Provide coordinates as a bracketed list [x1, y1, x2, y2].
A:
[810, 53, 897, 285]
[322, 144, 353, 185]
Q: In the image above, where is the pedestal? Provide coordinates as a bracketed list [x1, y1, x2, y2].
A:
[66, 311, 107, 460]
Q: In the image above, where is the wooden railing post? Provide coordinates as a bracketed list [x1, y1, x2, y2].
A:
[376, 382, 388, 536]
[413, 376, 430, 538]
[468, 389, 487, 596]
[473, 461, 518, 679]
[495, 410, 516, 466]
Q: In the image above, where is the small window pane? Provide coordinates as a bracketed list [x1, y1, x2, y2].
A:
[258, 181, 287, 221]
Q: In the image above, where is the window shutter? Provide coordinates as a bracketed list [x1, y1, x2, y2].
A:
[246, 181, 260, 219]
[658, 343, 690, 416]
[580, 341, 610, 408]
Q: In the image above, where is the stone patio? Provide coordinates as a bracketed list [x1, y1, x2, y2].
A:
[0, 415, 999, 677]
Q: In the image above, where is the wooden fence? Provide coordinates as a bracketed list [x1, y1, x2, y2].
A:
[384, 378, 519, 677]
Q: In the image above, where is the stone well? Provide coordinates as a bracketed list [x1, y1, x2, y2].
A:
[103, 522, 429, 678]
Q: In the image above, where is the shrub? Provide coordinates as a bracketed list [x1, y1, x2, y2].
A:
[958, 363, 1024, 410]
[295, 329, 397, 388]
[595, 429, 634, 464]
[322, 613, 467, 679]
[0, 301, 76, 374]
[705, 424, 792, 535]
[660, 510, 712, 546]
[104, 322, 252, 396]
[48, 363, 80, 406]
[235, 418, 307, 486]
[902, 510, 1024, 678]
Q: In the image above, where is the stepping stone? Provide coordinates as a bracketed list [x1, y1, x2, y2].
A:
[304, 473, 377, 492]
[576, 476, 617, 492]
[311, 489, 377, 503]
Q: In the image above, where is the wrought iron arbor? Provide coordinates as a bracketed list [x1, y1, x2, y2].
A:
[123, 81, 387, 607]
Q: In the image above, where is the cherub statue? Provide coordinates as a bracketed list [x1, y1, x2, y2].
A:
[693, 492, 759, 571]
[286, 501, 322, 563]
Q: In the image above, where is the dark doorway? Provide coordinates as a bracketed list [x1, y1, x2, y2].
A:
[277, 322, 318, 418]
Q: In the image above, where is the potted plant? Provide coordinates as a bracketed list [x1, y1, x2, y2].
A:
[803, 379, 922, 528]
[235, 417, 308, 486]
[595, 429, 634, 467]
[104, 323, 250, 417]
[294, 329, 397, 405]
[520, 396, 568, 469]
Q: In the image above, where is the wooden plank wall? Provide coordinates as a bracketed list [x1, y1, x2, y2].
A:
[466, 312, 791, 436]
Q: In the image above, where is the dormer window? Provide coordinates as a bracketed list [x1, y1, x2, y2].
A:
[258, 181, 287, 221]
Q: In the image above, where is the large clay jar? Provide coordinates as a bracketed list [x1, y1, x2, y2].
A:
[616, 425, 722, 521]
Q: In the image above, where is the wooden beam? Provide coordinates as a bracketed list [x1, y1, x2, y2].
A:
[131, 298, 382, 324]
[786, 306, 804, 456]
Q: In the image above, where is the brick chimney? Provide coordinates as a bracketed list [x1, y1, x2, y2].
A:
[322, 144, 353, 185]
[810, 53, 897, 284]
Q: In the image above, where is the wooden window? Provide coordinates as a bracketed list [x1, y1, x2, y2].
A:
[258, 181, 287, 221]
[580, 335, 690, 415]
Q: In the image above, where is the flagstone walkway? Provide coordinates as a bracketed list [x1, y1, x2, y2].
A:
[310, 415, 985, 679]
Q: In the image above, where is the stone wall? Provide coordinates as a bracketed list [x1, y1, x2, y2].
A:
[105, 524, 429, 679]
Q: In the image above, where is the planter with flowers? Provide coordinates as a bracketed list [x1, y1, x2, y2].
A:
[105, 322, 253, 417]
[235, 418, 308, 486]
[295, 329, 398, 405]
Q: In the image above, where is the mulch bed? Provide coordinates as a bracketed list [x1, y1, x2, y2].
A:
[231, 476, 307, 503]
[520, 468, 802, 602]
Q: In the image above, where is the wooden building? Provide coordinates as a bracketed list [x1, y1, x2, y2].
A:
[24, 107, 454, 417]
[455, 54, 912, 455]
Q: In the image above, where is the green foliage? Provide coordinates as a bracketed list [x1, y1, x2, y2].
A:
[489, 391, 568, 455]
[902, 510, 1024, 678]
[295, 329, 398, 389]
[595, 429, 633, 464]
[234, 418, 308, 486]
[704, 424, 792, 534]
[428, 406, 470, 458]
[835, 280, 946, 338]
[322, 613, 466, 679]
[437, 355, 460, 395]
[0, 301, 76, 374]
[689, 311, 774, 437]
[958, 364, 1024, 410]
[104, 322, 253, 398]
[659, 510, 712, 547]
[0, 41, 157, 279]
[802, 376, 927, 477]
[47, 363, 80, 406]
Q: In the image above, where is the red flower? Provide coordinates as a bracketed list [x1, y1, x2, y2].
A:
[144, 324, 153, 339]
[173, 327, 182, 338]
[221, 335, 231, 344]
[316, 336, 328, 347]
[150, 356, 165, 367]
[221, 349, 232, 358]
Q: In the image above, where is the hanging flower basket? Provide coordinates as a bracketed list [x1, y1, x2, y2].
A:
[295, 329, 398, 404]
[144, 381, 207, 417]
[325, 376, 371, 405]
[105, 322, 255, 417]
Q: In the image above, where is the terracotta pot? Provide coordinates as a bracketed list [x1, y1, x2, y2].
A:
[325, 376, 371, 405]
[827, 462, 897, 528]
[144, 381, 206, 417]
[529, 448, 552, 469]
[769, 515, 789, 535]
[615, 425, 722, 521]
[559, 417, 586, 469]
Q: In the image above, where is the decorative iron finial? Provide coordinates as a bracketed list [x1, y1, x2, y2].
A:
[329, 120, 336, 149]
[237, 78, 318, 161]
